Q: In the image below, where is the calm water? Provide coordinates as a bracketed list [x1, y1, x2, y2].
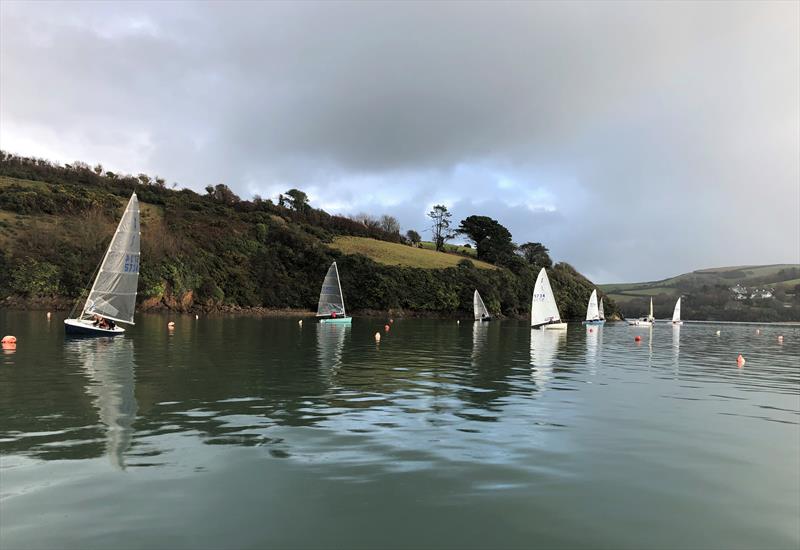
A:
[1, 311, 798, 550]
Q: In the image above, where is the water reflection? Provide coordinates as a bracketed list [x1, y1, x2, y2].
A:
[69, 337, 138, 470]
[316, 322, 349, 372]
[530, 329, 566, 388]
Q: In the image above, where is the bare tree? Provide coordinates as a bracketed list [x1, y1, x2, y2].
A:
[427, 205, 453, 252]
[380, 215, 400, 234]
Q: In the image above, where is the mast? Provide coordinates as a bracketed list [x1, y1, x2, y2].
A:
[334, 261, 346, 317]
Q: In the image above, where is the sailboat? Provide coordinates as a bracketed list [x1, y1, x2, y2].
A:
[627, 297, 654, 327]
[317, 261, 351, 324]
[583, 289, 605, 325]
[599, 297, 606, 322]
[64, 193, 140, 336]
[531, 268, 567, 330]
[473, 289, 491, 321]
[672, 297, 683, 325]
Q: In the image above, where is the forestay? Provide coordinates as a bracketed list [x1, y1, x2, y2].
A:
[317, 262, 346, 317]
[82, 193, 140, 324]
[585, 290, 599, 321]
[473, 290, 489, 320]
[531, 268, 562, 327]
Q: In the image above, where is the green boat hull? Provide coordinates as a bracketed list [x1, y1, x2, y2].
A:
[319, 317, 352, 324]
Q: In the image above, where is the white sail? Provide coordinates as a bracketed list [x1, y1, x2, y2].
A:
[316, 261, 346, 317]
[585, 289, 599, 321]
[82, 193, 140, 324]
[473, 290, 489, 320]
[648, 297, 654, 321]
[599, 298, 605, 320]
[672, 297, 681, 322]
[531, 268, 562, 327]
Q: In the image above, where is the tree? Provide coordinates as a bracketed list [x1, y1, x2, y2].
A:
[137, 173, 151, 186]
[93, 164, 103, 175]
[427, 205, 453, 252]
[405, 229, 421, 246]
[352, 213, 380, 230]
[456, 215, 515, 264]
[285, 188, 309, 212]
[380, 215, 400, 234]
[155, 177, 166, 188]
[518, 242, 552, 268]
[207, 183, 240, 204]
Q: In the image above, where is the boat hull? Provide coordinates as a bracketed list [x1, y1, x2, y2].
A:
[533, 322, 568, 330]
[672, 321, 683, 326]
[474, 318, 492, 322]
[583, 319, 606, 325]
[627, 319, 653, 327]
[319, 317, 352, 324]
[64, 319, 125, 336]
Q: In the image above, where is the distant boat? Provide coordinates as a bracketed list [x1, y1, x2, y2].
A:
[473, 289, 491, 321]
[672, 297, 683, 325]
[531, 268, 567, 330]
[627, 297, 654, 327]
[583, 289, 605, 325]
[64, 193, 140, 336]
[317, 261, 352, 324]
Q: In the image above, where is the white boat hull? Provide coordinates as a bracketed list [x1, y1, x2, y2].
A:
[627, 319, 652, 327]
[534, 322, 568, 330]
[64, 318, 126, 336]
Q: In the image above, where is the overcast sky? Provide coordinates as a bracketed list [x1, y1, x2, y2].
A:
[1, 1, 798, 282]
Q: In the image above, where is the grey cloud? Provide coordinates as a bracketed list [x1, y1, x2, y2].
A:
[1, 1, 797, 281]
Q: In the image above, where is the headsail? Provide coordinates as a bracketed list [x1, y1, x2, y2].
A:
[585, 289, 599, 321]
[473, 289, 489, 320]
[531, 268, 562, 327]
[82, 193, 140, 324]
[317, 261, 346, 317]
[599, 297, 605, 320]
[648, 297, 654, 321]
[672, 297, 681, 323]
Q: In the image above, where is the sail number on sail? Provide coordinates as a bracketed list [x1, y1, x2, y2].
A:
[123, 254, 140, 273]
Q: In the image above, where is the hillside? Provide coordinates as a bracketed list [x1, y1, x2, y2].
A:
[0, 153, 617, 320]
[601, 265, 800, 322]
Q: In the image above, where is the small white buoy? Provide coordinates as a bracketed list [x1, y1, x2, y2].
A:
[168, 321, 175, 330]
[756, 329, 761, 336]
[195, 314, 199, 320]
[374, 332, 381, 342]
[46, 311, 51, 320]
[457, 320, 460, 325]
[715, 330, 721, 336]
[298, 319, 303, 326]
[778, 335, 784, 344]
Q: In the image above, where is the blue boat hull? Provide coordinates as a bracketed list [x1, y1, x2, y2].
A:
[583, 320, 606, 325]
[319, 317, 352, 324]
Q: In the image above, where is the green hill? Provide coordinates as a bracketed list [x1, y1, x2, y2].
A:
[601, 265, 800, 322]
[0, 152, 616, 319]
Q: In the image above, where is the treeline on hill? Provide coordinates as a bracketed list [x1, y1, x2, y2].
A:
[621, 283, 799, 323]
[0, 151, 617, 319]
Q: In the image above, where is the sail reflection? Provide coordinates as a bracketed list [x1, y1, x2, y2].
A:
[585, 325, 601, 373]
[69, 337, 138, 470]
[316, 322, 349, 373]
[471, 321, 489, 366]
[530, 329, 567, 388]
[672, 324, 681, 375]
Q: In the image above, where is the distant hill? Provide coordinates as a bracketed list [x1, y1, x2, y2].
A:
[0, 152, 616, 319]
[601, 265, 800, 322]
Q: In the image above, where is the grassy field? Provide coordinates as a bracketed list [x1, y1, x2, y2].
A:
[331, 236, 496, 270]
[419, 241, 477, 256]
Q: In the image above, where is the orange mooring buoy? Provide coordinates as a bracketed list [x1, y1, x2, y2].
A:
[384, 324, 390, 332]
[737, 354, 746, 368]
[589, 328, 593, 333]
[1, 335, 16, 344]
[634, 335, 641, 342]
[389, 319, 394, 324]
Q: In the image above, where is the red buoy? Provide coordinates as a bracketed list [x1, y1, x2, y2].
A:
[1, 335, 16, 344]
[737, 354, 746, 368]
[384, 324, 390, 332]
[634, 335, 641, 342]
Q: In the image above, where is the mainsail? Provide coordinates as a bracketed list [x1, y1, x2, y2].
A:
[599, 297, 605, 320]
[585, 289, 599, 321]
[531, 268, 562, 327]
[648, 297, 654, 321]
[316, 261, 346, 317]
[473, 289, 489, 320]
[82, 193, 140, 324]
[672, 297, 681, 323]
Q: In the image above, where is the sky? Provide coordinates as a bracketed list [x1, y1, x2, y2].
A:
[1, 1, 798, 283]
